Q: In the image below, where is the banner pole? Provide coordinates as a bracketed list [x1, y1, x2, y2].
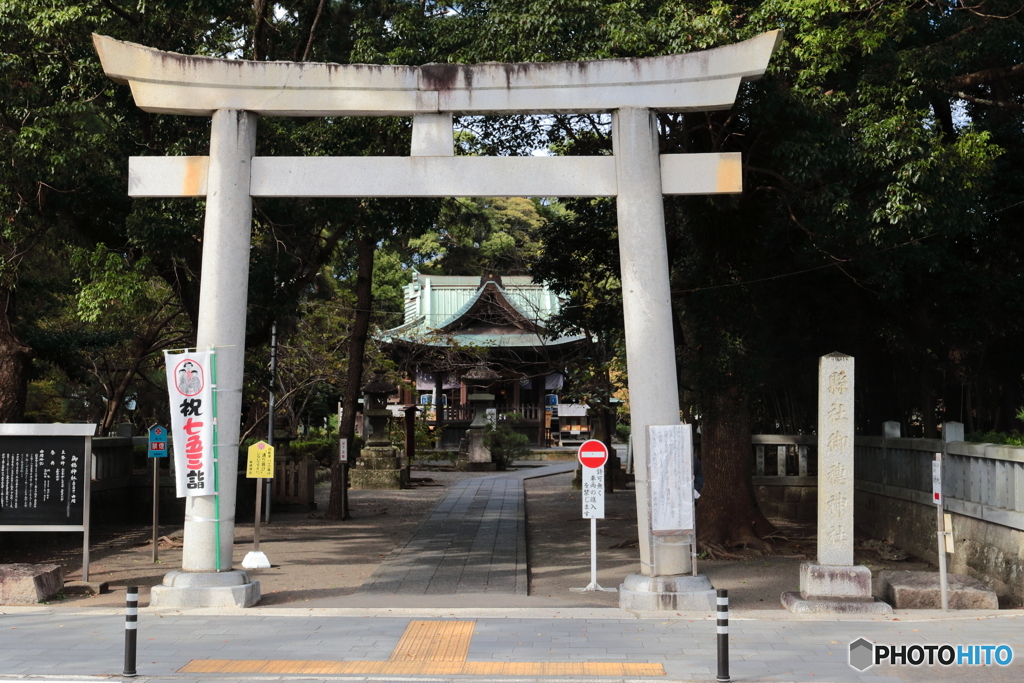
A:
[211, 347, 222, 572]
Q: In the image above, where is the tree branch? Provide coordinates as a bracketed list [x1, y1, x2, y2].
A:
[947, 62, 1024, 89]
[953, 91, 1024, 111]
[301, 0, 328, 62]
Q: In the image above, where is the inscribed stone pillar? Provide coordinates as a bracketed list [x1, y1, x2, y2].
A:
[817, 352, 855, 566]
[782, 352, 890, 613]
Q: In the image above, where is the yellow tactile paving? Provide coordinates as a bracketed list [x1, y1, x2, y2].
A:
[177, 619, 666, 677]
[389, 619, 475, 661]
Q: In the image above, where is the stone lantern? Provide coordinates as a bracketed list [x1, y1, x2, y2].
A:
[462, 363, 500, 470]
[350, 371, 403, 489]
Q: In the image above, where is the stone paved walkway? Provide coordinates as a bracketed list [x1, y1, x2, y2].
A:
[356, 463, 577, 596]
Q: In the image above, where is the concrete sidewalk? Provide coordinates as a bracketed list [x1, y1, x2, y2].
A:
[0, 605, 1021, 682]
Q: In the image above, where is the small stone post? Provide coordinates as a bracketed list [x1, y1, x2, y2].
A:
[782, 352, 890, 613]
[943, 421, 964, 443]
[462, 364, 500, 471]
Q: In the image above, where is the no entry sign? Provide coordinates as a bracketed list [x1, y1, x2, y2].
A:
[578, 439, 609, 469]
[578, 440, 607, 520]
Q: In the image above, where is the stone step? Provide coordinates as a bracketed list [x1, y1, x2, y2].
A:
[876, 569, 998, 609]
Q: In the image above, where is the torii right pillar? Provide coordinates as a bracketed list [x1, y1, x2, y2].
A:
[782, 352, 891, 613]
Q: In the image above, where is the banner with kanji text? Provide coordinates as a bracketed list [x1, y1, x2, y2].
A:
[164, 350, 215, 497]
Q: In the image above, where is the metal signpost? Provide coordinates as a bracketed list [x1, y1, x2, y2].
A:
[148, 425, 168, 563]
[339, 437, 349, 519]
[572, 439, 616, 593]
[933, 453, 949, 611]
[242, 440, 274, 570]
[0, 424, 96, 581]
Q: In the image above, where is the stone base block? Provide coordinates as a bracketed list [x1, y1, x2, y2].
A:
[781, 591, 893, 614]
[618, 574, 716, 611]
[350, 468, 403, 489]
[466, 430, 492, 465]
[876, 570, 998, 610]
[150, 569, 260, 608]
[800, 562, 873, 598]
[351, 447, 403, 490]
[0, 564, 63, 604]
[783, 562, 892, 613]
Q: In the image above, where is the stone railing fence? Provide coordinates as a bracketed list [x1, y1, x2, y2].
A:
[751, 422, 1024, 532]
[751, 421, 1024, 602]
[91, 436, 136, 486]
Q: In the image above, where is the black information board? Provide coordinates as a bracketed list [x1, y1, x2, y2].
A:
[0, 436, 88, 526]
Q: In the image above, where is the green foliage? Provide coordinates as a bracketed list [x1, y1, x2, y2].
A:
[411, 196, 551, 275]
[290, 438, 339, 470]
[966, 431, 1024, 448]
[484, 413, 531, 470]
[615, 423, 631, 443]
[4, 0, 1024, 446]
[386, 413, 436, 460]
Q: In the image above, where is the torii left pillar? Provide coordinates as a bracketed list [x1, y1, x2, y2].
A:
[150, 110, 261, 608]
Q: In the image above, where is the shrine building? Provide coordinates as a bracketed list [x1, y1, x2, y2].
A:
[382, 272, 590, 448]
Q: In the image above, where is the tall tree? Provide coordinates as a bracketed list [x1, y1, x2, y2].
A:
[430, 0, 1020, 550]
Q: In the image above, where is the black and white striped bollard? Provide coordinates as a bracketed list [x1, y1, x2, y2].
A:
[123, 585, 138, 677]
[716, 588, 729, 682]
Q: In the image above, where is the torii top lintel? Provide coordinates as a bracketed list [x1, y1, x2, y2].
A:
[92, 31, 781, 117]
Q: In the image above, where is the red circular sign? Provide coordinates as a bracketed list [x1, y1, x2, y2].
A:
[577, 439, 609, 469]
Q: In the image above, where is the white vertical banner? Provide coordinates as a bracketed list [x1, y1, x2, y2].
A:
[164, 350, 216, 497]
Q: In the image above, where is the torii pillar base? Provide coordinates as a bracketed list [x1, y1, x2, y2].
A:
[618, 574, 716, 611]
[150, 570, 260, 608]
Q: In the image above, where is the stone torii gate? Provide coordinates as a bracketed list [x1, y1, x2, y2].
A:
[93, 31, 781, 609]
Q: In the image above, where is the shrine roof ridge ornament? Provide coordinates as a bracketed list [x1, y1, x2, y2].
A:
[91, 31, 781, 117]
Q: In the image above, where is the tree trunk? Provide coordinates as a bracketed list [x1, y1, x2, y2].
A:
[0, 290, 31, 422]
[100, 353, 147, 434]
[695, 384, 775, 552]
[326, 235, 375, 520]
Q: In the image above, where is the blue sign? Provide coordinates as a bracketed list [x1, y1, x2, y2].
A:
[148, 424, 168, 458]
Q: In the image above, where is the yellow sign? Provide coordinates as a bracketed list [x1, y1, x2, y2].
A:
[246, 441, 275, 478]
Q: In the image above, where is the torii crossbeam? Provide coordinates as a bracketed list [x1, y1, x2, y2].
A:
[94, 30, 781, 609]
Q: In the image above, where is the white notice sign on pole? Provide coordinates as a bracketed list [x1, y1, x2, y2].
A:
[582, 466, 605, 519]
[572, 439, 615, 593]
[648, 424, 694, 534]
